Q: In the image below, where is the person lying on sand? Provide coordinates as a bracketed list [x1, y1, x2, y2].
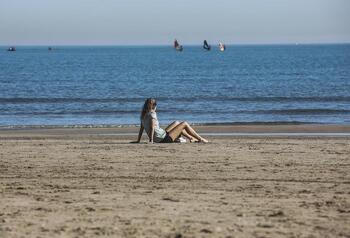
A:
[135, 98, 208, 143]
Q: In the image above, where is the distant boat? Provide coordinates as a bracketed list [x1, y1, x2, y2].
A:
[174, 39, 183, 51]
[219, 42, 226, 52]
[203, 40, 211, 51]
[48, 47, 52, 51]
[7, 47, 16, 52]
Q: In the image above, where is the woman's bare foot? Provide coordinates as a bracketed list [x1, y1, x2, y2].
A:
[199, 138, 209, 143]
[189, 137, 199, 143]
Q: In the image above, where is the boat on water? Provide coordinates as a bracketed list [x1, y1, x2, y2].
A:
[219, 42, 226, 52]
[174, 39, 183, 51]
[7, 47, 16, 52]
[203, 40, 211, 51]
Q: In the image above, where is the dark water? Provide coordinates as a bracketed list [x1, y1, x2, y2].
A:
[0, 44, 349, 126]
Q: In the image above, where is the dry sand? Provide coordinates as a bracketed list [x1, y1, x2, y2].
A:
[0, 125, 349, 238]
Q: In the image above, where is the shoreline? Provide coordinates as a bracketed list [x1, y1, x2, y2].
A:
[1, 122, 349, 129]
[0, 121, 319, 129]
[1, 124, 350, 138]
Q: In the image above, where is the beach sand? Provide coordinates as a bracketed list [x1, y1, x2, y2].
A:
[0, 125, 349, 238]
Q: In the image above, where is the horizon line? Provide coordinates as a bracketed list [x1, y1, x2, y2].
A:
[1, 42, 350, 47]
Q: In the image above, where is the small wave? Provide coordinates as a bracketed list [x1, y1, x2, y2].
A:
[202, 96, 350, 103]
[0, 98, 145, 104]
[0, 96, 350, 104]
[5, 109, 143, 116]
[4, 108, 349, 116]
[253, 109, 350, 115]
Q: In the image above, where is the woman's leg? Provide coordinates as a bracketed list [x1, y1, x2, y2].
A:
[167, 122, 208, 143]
[166, 121, 198, 142]
[165, 121, 180, 132]
[181, 130, 198, 142]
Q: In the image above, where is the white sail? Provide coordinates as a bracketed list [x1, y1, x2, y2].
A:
[219, 42, 226, 52]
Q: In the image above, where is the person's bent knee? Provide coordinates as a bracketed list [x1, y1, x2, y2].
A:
[180, 121, 189, 126]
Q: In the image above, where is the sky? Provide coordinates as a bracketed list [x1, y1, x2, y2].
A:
[0, 0, 349, 45]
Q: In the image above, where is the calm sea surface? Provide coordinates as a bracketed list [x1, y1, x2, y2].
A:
[0, 44, 349, 126]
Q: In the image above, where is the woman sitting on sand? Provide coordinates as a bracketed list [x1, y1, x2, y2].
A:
[136, 98, 208, 143]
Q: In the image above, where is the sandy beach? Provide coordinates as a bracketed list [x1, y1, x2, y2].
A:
[0, 125, 349, 238]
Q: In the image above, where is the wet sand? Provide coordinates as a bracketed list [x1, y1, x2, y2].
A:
[0, 125, 349, 237]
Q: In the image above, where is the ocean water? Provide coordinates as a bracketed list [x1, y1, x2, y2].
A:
[0, 44, 349, 126]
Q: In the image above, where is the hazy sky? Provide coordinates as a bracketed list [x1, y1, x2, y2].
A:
[0, 0, 349, 45]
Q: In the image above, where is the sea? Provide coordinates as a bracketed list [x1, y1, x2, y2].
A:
[0, 44, 349, 127]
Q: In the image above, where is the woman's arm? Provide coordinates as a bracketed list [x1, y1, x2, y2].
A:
[150, 119, 156, 143]
[136, 124, 144, 143]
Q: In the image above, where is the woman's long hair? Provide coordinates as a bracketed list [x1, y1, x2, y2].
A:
[140, 98, 157, 121]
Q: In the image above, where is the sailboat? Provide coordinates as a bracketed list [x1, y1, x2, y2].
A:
[203, 40, 211, 51]
[174, 39, 183, 51]
[219, 42, 226, 52]
[7, 47, 16, 52]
